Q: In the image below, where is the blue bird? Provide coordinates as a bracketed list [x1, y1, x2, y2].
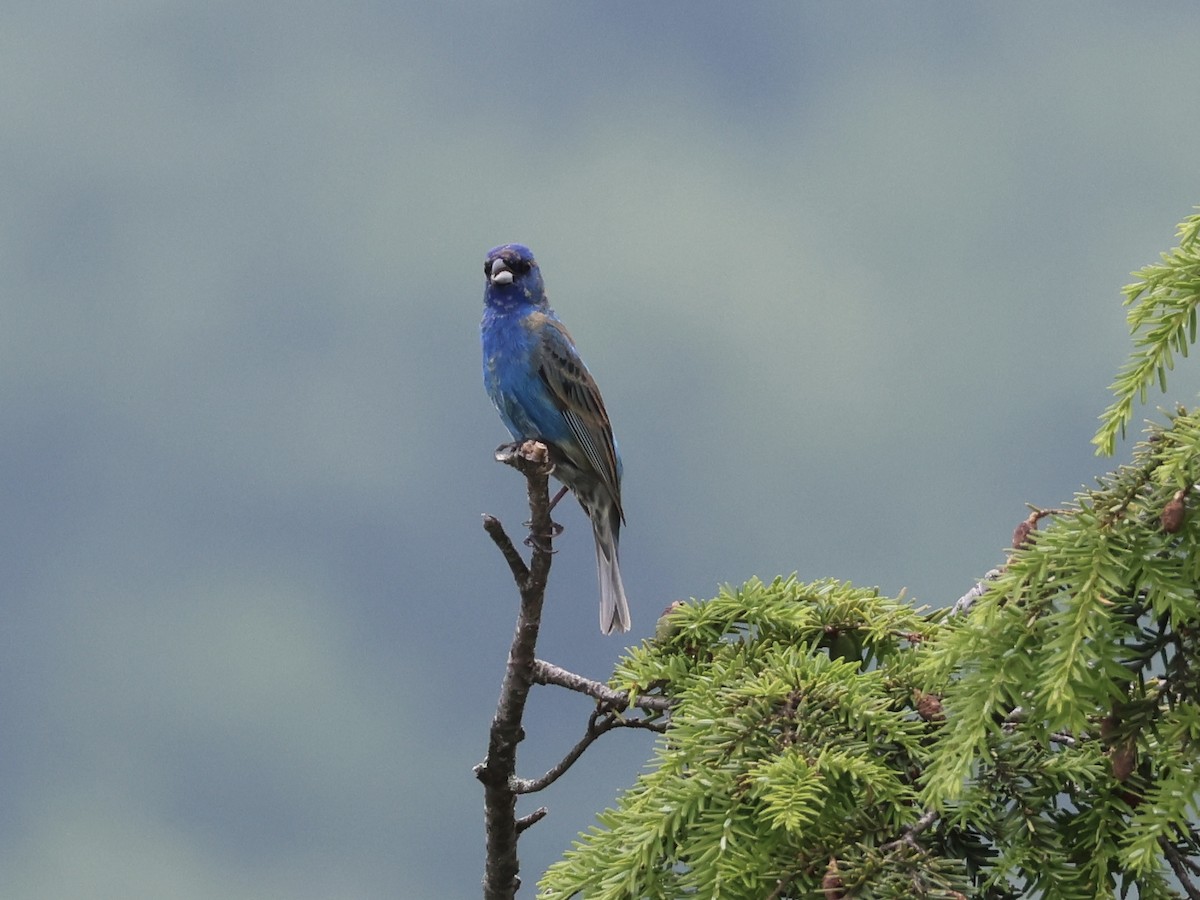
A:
[481, 244, 631, 634]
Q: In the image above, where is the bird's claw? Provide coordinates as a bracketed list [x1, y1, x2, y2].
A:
[522, 519, 564, 536]
[523, 520, 563, 553]
[523, 533, 558, 553]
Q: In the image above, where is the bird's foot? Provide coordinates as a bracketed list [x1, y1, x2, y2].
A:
[523, 519, 563, 553]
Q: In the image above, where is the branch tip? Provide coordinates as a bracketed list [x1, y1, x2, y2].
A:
[515, 807, 549, 834]
[495, 440, 555, 477]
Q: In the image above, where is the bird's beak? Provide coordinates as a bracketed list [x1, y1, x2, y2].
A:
[490, 258, 514, 285]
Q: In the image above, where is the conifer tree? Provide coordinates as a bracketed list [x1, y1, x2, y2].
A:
[483, 210, 1200, 899]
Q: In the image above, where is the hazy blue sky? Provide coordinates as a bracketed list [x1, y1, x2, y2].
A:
[3, 3, 1200, 897]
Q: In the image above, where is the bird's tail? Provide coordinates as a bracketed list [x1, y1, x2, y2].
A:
[592, 511, 631, 635]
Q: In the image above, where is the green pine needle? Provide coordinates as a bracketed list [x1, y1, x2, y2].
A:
[1094, 209, 1200, 456]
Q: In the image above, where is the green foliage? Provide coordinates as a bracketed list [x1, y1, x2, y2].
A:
[1094, 209, 1200, 456]
[539, 578, 979, 899]
[538, 210, 1200, 898]
[919, 408, 1200, 896]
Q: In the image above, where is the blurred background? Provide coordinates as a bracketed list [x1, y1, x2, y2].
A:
[3, 3, 1200, 897]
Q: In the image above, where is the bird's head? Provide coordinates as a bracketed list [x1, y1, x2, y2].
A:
[483, 244, 546, 309]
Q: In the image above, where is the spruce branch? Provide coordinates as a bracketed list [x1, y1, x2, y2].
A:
[536, 214, 1200, 899]
[1094, 209, 1200, 456]
[953, 509, 1068, 617]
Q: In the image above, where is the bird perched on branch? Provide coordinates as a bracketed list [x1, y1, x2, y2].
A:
[481, 243, 631, 634]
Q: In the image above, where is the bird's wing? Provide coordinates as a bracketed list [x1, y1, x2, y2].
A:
[532, 315, 623, 510]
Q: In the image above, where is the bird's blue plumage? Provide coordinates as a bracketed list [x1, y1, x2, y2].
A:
[481, 244, 631, 634]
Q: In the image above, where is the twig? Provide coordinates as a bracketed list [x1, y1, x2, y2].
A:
[1161, 837, 1200, 900]
[881, 809, 939, 853]
[1175, 836, 1200, 876]
[532, 658, 672, 713]
[950, 568, 1002, 617]
[515, 807, 548, 834]
[513, 710, 614, 795]
[482, 515, 529, 587]
[765, 873, 795, 900]
[475, 441, 556, 900]
[953, 508, 1070, 618]
[514, 708, 666, 796]
[1003, 706, 1083, 746]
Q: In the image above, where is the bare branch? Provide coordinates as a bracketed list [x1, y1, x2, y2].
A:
[532, 658, 672, 713]
[1161, 837, 1200, 900]
[477, 441, 669, 897]
[512, 707, 667, 797]
[515, 807, 548, 834]
[950, 567, 1002, 617]
[476, 441, 557, 900]
[482, 514, 529, 587]
[513, 709, 613, 795]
